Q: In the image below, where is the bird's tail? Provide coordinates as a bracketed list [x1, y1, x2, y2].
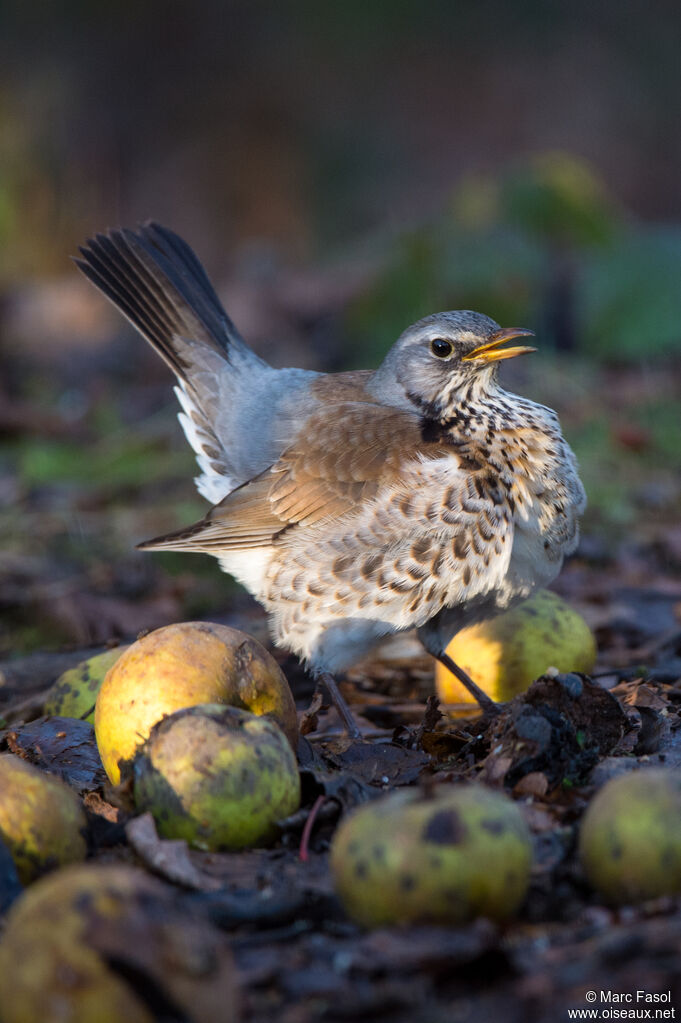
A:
[75, 221, 263, 380]
[76, 222, 273, 504]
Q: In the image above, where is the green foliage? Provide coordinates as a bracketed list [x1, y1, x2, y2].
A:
[16, 435, 193, 490]
[582, 228, 681, 359]
[14, 403, 195, 493]
[564, 394, 681, 528]
[439, 228, 542, 327]
[345, 152, 681, 365]
[498, 153, 616, 248]
[345, 232, 441, 360]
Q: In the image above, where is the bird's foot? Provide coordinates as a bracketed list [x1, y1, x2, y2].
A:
[316, 672, 362, 740]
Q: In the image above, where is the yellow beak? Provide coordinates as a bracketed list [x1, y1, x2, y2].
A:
[463, 327, 536, 363]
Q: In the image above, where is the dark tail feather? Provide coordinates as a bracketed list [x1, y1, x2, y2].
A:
[75, 222, 247, 379]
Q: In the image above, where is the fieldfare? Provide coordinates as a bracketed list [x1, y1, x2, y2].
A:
[76, 223, 586, 735]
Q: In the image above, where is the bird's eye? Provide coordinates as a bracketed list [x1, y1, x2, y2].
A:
[430, 338, 453, 358]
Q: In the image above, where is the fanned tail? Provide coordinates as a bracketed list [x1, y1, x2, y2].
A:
[75, 221, 258, 378]
[76, 222, 271, 503]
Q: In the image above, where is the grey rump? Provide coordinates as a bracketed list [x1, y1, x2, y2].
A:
[76, 223, 586, 729]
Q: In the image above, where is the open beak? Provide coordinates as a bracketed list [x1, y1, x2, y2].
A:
[463, 327, 536, 363]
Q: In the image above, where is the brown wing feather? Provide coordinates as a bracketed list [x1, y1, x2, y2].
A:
[268, 404, 423, 524]
[139, 403, 431, 553]
[137, 475, 282, 552]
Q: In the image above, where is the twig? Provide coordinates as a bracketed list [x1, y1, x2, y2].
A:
[299, 795, 326, 862]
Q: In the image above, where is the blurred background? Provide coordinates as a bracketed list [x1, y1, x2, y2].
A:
[2, 0, 680, 658]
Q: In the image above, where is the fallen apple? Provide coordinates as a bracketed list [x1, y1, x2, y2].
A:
[0, 862, 238, 1023]
[0, 754, 87, 884]
[436, 589, 596, 705]
[133, 703, 301, 850]
[45, 647, 128, 724]
[579, 768, 681, 904]
[331, 783, 532, 926]
[95, 621, 297, 783]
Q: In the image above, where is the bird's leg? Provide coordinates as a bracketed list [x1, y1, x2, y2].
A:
[417, 620, 500, 716]
[315, 672, 362, 739]
[433, 650, 499, 716]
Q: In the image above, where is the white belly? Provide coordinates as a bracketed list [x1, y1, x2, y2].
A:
[219, 549, 274, 596]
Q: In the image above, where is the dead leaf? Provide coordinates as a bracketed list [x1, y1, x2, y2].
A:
[353, 920, 499, 975]
[513, 771, 549, 798]
[298, 691, 323, 736]
[126, 813, 223, 892]
[4, 716, 106, 793]
[321, 737, 430, 787]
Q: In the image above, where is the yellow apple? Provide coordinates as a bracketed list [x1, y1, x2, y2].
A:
[331, 783, 532, 926]
[436, 590, 597, 705]
[133, 704, 301, 850]
[45, 647, 128, 724]
[579, 769, 681, 904]
[95, 621, 297, 783]
[0, 755, 87, 884]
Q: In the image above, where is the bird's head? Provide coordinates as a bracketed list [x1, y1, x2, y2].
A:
[372, 311, 535, 418]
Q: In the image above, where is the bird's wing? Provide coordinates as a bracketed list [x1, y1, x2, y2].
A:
[138, 402, 421, 551]
[267, 402, 419, 526]
[139, 402, 516, 610]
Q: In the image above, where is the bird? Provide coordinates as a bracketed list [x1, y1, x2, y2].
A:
[75, 222, 586, 735]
